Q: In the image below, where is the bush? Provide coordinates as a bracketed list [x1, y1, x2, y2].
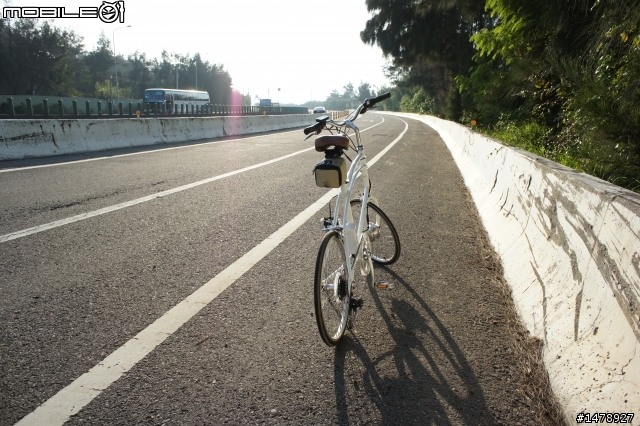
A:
[482, 119, 640, 192]
[399, 89, 437, 115]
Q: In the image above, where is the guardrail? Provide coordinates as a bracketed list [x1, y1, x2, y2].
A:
[329, 110, 349, 120]
[0, 97, 309, 118]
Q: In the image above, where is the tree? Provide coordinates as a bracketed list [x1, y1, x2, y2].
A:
[356, 82, 375, 101]
[82, 32, 113, 96]
[0, 18, 84, 95]
[342, 82, 355, 100]
[151, 50, 175, 90]
[324, 89, 343, 110]
[200, 61, 231, 105]
[361, 0, 487, 118]
[323, 84, 363, 110]
[126, 52, 152, 97]
[0, 20, 235, 107]
[461, 0, 640, 189]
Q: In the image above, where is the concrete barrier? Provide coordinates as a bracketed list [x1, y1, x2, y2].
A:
[384, 112, 640, 424]
[0, 114, 320, 161]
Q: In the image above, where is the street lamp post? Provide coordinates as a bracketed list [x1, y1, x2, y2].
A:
[112, 25, 132, 105]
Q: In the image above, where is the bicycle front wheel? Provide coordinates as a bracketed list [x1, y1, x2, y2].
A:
[314, 230, 349, 346]
[350, 200, 401, 265]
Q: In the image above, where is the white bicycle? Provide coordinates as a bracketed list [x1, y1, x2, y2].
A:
[304, 93, 401, 346]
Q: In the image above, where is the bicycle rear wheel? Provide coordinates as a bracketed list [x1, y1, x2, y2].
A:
[350, 199, 401, 265]
[314, 230, 349, 346]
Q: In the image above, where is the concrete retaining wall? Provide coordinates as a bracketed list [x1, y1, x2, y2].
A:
[386, 112, 640, 424]
[0, 114, 318, 161]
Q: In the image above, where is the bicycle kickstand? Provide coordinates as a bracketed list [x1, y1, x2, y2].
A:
[347, 297, 365, 330]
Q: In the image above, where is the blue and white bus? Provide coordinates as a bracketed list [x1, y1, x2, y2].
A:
[143, 88, 210, 113]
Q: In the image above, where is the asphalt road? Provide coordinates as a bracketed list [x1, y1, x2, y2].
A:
[0, 114, 561, 425]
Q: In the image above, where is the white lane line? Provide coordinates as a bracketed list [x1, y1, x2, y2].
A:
[0, 116, 386, 244]
[0, 128, 302, 173]
[0, 148, 312, 243]
[368, 117, 407, 166]
[14, 117, 407, 426]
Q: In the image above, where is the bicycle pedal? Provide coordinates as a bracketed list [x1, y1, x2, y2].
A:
[320, 216, 333, 228]
[375, 281, 395, 290]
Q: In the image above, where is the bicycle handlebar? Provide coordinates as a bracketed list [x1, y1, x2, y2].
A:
[303, 115, 330, 135]
[361, 92, 391, 114]
[370, 92, 391, 105]
[304, 121, 324, 135]
[302, 92, 391, 137]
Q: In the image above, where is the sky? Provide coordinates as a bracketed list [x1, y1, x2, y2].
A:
[2, 0, 392, 104]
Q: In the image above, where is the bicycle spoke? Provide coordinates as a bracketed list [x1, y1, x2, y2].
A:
[314, 231, 349, 346]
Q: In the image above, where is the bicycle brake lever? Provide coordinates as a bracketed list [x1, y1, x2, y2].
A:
[304, 133, 315, 141]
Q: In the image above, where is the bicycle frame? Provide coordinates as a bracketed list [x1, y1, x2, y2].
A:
[321, 119, 376, 292]
[308, 92, 397, 345]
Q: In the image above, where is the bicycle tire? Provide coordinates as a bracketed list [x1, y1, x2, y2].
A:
[350, 199, 401, 265]
[314, 230, 349, 346]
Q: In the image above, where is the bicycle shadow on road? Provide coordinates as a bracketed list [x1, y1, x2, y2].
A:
[333, 266, 493, 425]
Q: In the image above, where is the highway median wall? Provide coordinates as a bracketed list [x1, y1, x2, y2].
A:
[384, 112, 640, 424]
[0, 114, 318, 161]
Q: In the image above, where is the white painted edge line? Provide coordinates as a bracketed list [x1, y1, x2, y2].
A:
[0, 128, 302, 173]
[0, 117, 387, 244]
[14, 117, 407, 426]
[368, 117, 407, 167]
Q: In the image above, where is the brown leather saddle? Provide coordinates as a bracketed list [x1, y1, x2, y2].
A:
[314, 135, 350, 152]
